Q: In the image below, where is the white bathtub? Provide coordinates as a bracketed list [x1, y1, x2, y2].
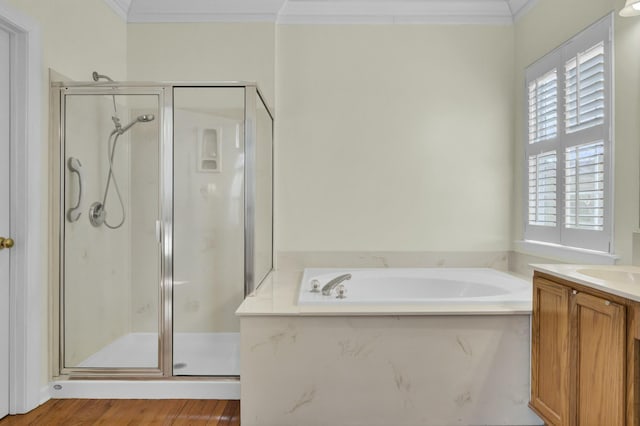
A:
[298, 267, 530, 305]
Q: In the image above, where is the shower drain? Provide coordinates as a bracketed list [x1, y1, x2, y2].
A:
[173, 362, 187, 369]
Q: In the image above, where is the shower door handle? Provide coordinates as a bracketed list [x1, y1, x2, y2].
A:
[67, 157, 83, 222]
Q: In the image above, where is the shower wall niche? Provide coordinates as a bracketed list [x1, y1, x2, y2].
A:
[51, 83, 274, 378]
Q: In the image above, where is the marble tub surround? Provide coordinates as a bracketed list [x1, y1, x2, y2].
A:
[240, 315, 542, 426]
[276, 250, 510, 271]
[238, 269, 532, 316]
[238, 267, 542, 425]
[508, 251, 564, 278]
[531, 264, 640, 302]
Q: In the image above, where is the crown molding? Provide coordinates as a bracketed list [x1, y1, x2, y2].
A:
[127, 12, 280, 23]
[127, 0, 287, 23]
[106, 0, 538, 24]
[278, 1, 516, 25]
[102, 0, 132, 21]
[511, 0, 539, 21]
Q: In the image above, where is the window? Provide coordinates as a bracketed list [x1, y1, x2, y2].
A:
[524, 14, 612, 253]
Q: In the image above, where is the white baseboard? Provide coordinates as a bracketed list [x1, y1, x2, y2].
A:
[39, 385, 50, 405]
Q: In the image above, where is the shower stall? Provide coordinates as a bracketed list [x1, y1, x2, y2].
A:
[50, 80, 273, 378]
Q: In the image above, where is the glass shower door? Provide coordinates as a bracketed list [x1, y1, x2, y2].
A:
[61, 91, 162, 371]
[172, 87, 245, 376]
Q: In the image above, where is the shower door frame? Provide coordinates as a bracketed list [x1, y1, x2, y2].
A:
[51, 82, 274, 379]
[52, 84, 172, 377]
[241, 84, 275, 296]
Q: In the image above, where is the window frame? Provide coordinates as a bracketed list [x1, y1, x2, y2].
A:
[523, 13, 613, 254]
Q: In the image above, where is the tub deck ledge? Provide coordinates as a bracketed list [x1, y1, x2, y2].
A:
[236, 269, 533, 317]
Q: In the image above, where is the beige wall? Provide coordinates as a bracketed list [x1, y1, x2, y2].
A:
[275, 24, 515, 251]
[126, 23, 276, 106]
[7, 0, 127, 80]
[513, 0, 640, 263]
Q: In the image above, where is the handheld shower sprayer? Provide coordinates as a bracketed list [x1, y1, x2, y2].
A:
[116, 114, 156, 135]
[87, 72, 157, 229]
[89, 112, 156, 229]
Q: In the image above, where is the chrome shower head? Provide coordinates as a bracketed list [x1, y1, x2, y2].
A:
[93, 71, 118, 118]
[92, 71, 114, 82]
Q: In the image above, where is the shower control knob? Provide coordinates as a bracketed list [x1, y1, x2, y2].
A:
[0, 237, 14, 249]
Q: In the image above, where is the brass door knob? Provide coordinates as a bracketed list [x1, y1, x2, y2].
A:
[0, 237, 14, 249]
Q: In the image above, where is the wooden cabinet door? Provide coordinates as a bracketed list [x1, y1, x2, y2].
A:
[573, 292, 625, 426]
[531, 277, 571, 425]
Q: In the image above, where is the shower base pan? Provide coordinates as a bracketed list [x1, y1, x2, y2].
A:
[50, 332, 240, 399]
[77, 332, 240, 376]
[48, 379, 240, 400]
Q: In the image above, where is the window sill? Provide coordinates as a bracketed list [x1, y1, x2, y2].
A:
[514, 240, 619, 265]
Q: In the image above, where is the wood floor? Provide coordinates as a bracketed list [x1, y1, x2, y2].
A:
[0, 399, 240, 425]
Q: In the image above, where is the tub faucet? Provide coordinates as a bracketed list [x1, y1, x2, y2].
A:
[322, 273, 352, 296]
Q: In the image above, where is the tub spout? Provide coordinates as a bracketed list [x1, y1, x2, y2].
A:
[322, 273, 352, 296]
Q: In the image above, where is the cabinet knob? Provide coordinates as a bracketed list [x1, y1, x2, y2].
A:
[605, 300, 611, 306]
[572, 290, 578, 295]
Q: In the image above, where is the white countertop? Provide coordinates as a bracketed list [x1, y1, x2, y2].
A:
[236, 269, 533, 317]
[532, 264, 640, 302]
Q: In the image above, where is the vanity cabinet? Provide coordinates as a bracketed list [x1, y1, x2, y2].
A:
[531, 277, 571, 424]
[530, 272, 639, 426]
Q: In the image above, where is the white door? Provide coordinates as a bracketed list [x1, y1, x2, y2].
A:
[0, 25, 11, 420]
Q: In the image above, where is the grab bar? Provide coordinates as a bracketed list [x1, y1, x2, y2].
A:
[66, 157, 83, 222]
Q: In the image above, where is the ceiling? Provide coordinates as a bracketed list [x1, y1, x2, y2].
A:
[103, 0, 538, 24]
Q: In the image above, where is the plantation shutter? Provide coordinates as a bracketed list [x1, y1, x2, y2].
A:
[523, 14, 612, 253]
[528, 70, 558, 144]
[564, 43, 605, 133]
[565, 141, 604, 231]
[526, 65, 558, 232]
[528, 151, 557, 227]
